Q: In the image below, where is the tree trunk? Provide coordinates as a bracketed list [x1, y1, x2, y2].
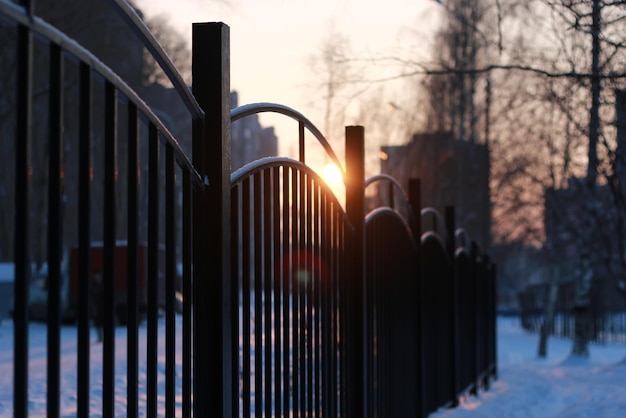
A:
[570, 0, 601, 359]
[538, 265, 559, 357]
[572, 251, 593, 357]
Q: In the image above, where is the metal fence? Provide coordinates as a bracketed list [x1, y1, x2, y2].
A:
[364, 176, 497, 417]
[1, 0, 496, 416]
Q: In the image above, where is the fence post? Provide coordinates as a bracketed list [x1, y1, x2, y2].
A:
[345, 126, 366, 417]
[14, 21, 33, 418]
[445, 206, 458, 406]
[490, 263, 498, 381]
[192, 22, 233, 418]
[408, 179, 424, 417]
[470, 242, 480, 396]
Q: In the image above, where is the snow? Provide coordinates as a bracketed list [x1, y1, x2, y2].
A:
[432, 318, 626, 418]
[0, 263, 14, 282]
[0, 318, 184, 417]
[0, 317, 625, 417]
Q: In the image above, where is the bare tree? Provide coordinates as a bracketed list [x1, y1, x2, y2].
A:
[529, 0, 626, 358]
[306, 25, 356, 148]
[142, 14, 191, 87]
[368, 0, 625, 359]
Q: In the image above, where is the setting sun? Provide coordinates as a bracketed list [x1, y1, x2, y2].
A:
[323, 163, 343, 187]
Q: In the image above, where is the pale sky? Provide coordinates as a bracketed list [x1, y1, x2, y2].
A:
[134, 0, 442, 171]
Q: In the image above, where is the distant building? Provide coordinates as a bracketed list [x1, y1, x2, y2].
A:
[140, 89, 278, 171]
[230, 92, 278, 171]
[379, 131, 491, 251]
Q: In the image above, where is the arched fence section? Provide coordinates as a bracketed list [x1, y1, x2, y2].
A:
[1, 1, 496, 417]
[364, 179, 498, 417]
[231, 103, 345, 172]
[365, 207, 420, 416]
[230, 157, 352, 417]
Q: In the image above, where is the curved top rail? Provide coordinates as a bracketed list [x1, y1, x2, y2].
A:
[230, 156, 353, 228]
[107, 0, 204, 120]
[421, 207, 448, 240]
[365, 206, 417, 240]
[365, 174, 406, 195]
[365, 174, 426, 241]
[455, 228, 471, 251]
[0, 0, 205, 189]
[231, 102, 346, 176]
[365, 173, 417, 215]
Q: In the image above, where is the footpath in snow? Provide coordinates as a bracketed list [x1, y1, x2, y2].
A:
[433, 318, 626, 418]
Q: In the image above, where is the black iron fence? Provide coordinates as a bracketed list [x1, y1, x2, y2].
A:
[364, 176, 497, 417]
[1, 0, 496, 417]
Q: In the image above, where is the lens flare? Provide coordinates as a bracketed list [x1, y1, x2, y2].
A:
[322, 163, 343, 187]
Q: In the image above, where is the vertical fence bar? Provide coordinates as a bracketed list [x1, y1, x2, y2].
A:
[103, 81, 118, 418]
[339, 203, 348, 417]
[333, 204, 341, 416]
[344, 125, 365, 418]
[263, 169, 273, 418]
[291, 168, 300, 417]
[126, 102, 139, 418]
[473, 243, 482, 394]
[445, 206, 458, 406]
[272, 166, 282, 418]
[282, 167, 291, 416]
[47, 41, 63, 418]
[408, 179, 421, 247]
[483, 256, 494, 389]
[230, 183, 241, 417]
[299, 120, 305, 164]
[77, 61, 92, 418]
[407, 178, 423, 417]
[321, 191, 331, 417]
[192, 22, 232, 417]
[182, 170, 192, 418]
[475, 248, 485, 389]
[334, 204, 342, 417]
[304, 175, 315, 417]
[314, 182, 322, 417]
[490, 263, 498, 380]
[487, 261, 495, 375]
[469, 243, 479, 397]
[242, 179, 251, 417]
[339, 205, 346, 416]
[165, 144, 176, 418]
[299, 171, 306, 417]
[479, 255, 488, 387]
[13, 22, 32, 418]
[364, 215, 373, 415]
[147, 123, 159, 418]
[254, 172, 263, 418]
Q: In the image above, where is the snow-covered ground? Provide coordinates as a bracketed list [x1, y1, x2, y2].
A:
[0, 318, 184, 417]
[0, 316, 625, 417]
[433, 318, 626, 418]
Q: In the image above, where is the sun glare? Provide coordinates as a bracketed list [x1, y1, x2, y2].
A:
[323, 163, 343, 187]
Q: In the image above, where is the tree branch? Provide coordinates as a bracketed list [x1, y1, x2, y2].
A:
[363, 63, 626, 83]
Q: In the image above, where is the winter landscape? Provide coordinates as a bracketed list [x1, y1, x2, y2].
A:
[0, 316, 624, 417]
[433, 318, 626, 418]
